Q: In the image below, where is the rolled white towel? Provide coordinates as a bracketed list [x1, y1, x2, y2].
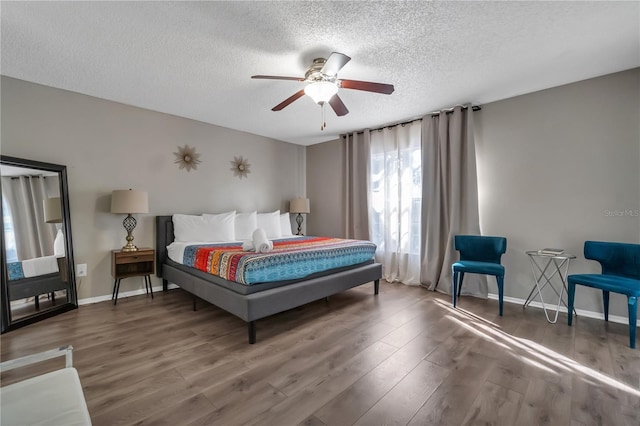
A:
[241, 240, 255, 251]
[252, 228, 273, 253]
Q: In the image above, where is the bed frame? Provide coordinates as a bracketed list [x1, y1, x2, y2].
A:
[7, 257, 69, 310]
[156, 216, 382, 343]
[8, 257, 68, 309]
[9, 269, 68, 310]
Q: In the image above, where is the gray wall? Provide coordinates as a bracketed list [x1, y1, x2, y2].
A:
[1, 76, 306, 300]
[476, 68, 639, 316]
[307, 68, 640, 318]
[306, 138, 344, 238]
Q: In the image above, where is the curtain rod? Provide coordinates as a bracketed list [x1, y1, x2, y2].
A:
[341, 104, 481, 138]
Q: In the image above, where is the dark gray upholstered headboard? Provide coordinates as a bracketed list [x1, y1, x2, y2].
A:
[155, 216, 175, 278]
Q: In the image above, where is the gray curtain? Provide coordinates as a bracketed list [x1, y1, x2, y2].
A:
[343, 131, 371, 240]
[2, 175, 57, 260]
[420, 106, 486, 296]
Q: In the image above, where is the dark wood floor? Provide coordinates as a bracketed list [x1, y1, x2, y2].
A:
[1, 282, 639, 425]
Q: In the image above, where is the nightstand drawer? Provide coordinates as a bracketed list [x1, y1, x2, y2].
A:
[114, 252, 154, 264]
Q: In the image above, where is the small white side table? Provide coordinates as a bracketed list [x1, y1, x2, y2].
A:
[524, 250, 577, 323]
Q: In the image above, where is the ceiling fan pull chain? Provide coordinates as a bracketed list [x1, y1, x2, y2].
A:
[321, 102, 326, 131]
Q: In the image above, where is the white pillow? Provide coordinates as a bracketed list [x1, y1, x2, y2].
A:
[202, 211, 236, 242]
[280, 213, 294, 236]
[257, 210, 282, 239]
[235, 211, 257, 241]
[53, 229, 65, 257]
[173, 214, 208, 242]
[174, 212, 236, 242]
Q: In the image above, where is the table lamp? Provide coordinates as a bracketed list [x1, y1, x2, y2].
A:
[289, 198, 310, 235]
[111, 189, 148, 252]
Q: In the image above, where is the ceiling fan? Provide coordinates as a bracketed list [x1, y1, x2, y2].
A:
[252, 52, 394, 129]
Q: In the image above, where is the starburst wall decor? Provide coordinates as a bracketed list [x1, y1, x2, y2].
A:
[173, 145, 201, 172]
[230, 156, 251, 179]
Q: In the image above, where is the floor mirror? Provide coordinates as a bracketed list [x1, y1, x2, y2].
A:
[1, 156, 77, 333]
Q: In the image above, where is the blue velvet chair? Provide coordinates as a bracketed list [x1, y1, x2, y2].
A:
[452, 235, 507, 316]
[567, 241, 640, 349]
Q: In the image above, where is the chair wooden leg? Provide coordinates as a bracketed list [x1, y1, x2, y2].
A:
[628, 296, 637, 349]
[567, 281, 576, 326]
[603, 290, 610, 322]
[497, 276, 504, 316]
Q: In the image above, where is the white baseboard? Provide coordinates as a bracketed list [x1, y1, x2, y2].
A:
[78, 285, 633, 328]
[78, 283, 179, 306]
[487, 293, 636, 327]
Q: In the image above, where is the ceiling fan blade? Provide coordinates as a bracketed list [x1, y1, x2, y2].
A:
[328, 94, 349, 117]
[272, 89, 306, 111]
[339, 79, 395, 95]
[321, 52, 351, 76]
[252, 75, 305, 82]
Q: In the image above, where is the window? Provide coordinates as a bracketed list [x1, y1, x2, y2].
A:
[2, 195, 18, 262]
[368, 122, 422, 284]
[370, 148, 422, 255]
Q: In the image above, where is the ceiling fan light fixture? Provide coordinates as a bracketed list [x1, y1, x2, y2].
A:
[304, 81, 338, 104]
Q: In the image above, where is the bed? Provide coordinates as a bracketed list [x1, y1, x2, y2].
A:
[156, 215, 382, 343]
[7, 229, 69, 309]
[7, 256, 68, 309]
[8, 255, 59, 281]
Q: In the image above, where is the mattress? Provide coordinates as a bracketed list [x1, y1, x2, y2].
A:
[165, 258, 374, 295]
[167, 236, 377, 285]
[7, 255, 59, 280]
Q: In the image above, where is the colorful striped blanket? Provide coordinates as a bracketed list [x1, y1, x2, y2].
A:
[181, 236, 377, 285]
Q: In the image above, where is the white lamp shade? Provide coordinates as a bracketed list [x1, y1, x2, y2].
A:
[304, 82, 339, 104]
[111, 189, 149, 214]
[290, 198, 310, 214]
[43, 197, 62, 223]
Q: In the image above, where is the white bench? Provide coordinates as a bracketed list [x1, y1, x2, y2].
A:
[0, 345, 91, 426]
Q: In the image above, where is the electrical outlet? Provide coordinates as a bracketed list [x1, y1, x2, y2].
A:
[76, 263, 87, 277]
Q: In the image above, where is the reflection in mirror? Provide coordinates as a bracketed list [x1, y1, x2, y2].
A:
[1, 156, 77, 332]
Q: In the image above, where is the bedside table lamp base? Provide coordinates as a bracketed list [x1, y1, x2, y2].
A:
[121, 214, 139, 252]
[295, 213, 304, 236]
[290, 197, 310, 236]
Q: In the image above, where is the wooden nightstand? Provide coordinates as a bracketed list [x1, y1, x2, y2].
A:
[111, 248, 155, 305]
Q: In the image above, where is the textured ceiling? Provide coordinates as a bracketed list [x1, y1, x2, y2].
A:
[2, 1, 639, 146]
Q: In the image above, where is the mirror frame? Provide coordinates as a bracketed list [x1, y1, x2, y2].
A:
[1, 155, 78, 333]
